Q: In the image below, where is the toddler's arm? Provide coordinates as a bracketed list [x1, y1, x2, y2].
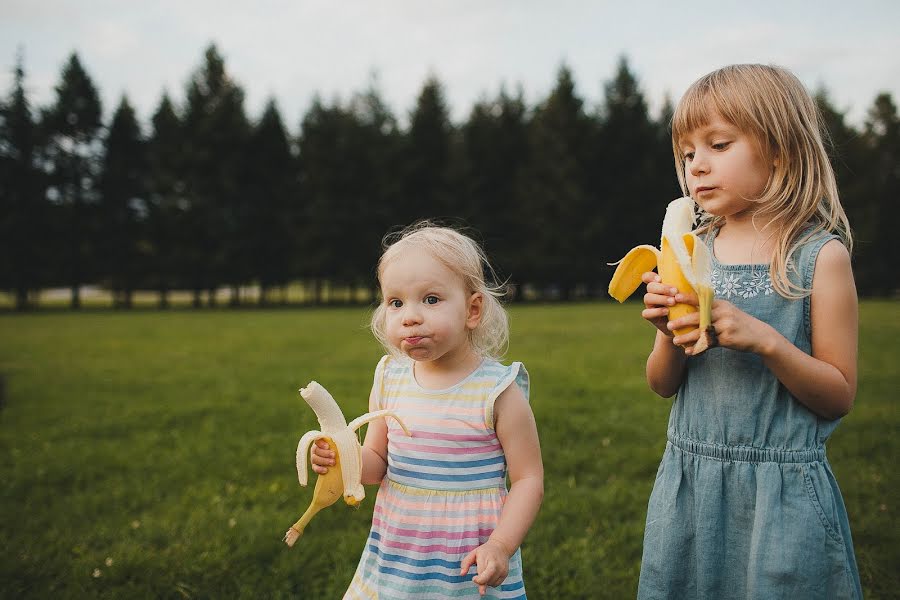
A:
[461, 382, 543, 595]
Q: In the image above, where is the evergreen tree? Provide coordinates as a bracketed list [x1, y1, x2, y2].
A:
[596, 57, 670, 290]
[519, 65, 593, 298]
[0, 50, 45, 310]
[181, 44, 250, 306]
[461, 87, 530, 296]
[99, 96, 146, 308]
[244, 99, 299, 305]
[146, 92, 185, 308]
[859, 93, 899, 295]
[401, 76, 457, 224]
[41, 52, 103, 308]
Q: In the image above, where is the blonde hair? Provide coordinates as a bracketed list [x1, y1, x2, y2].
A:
[671, 64, 852, 298]
[370, 221, 509, 361]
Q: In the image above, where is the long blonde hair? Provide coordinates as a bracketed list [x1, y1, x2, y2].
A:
[370, 221, 509, 361]
[671, 64, 852, 298]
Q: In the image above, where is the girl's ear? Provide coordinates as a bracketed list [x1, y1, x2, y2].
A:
[466, 292, 483, 330]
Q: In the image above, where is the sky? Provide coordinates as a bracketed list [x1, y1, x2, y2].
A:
[2, 0, 899, 130]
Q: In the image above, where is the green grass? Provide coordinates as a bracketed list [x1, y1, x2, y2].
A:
[0, 302, 896, 599]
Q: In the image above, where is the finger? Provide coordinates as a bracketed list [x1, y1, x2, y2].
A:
[674, 290, 699, 306]
[478, 583, 487, 596]
[672, 328, 700, 347]
[641, 271, 661, 284]
[667, 313, 700, 332]
[460, 550, 477, 576]
[643, 293, 677, 308]
[473, 563, 497, 585]
[641, 307, 669, 321]
[645, 282, 677, 296]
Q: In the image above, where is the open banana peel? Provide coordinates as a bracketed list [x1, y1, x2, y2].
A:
[608, 196, 716, 355]
[284, 381, 410, 547]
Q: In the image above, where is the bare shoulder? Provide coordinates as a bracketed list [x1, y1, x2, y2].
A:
[812, 239, 854, 292]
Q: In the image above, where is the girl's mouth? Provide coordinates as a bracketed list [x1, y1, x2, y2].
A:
[404, 336, 424, 345]
[695, 186, 716, 195]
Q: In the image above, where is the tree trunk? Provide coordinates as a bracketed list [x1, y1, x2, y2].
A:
[70, 284, 81, 310]
[159, 287, 170, 310]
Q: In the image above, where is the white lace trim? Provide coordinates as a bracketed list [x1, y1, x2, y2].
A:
[711, 268, 774, 299]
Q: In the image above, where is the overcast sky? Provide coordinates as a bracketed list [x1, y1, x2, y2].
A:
[2, 1, 898, 129]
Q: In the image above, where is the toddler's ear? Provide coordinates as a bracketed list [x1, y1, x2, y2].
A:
[466, 292, 483, 330]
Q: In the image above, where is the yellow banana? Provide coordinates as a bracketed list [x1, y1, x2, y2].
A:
[608, 196, 716, 354]
[284, 381, 411, 546]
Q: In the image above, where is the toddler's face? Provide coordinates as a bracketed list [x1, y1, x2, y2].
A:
[379, 249, 479, 365]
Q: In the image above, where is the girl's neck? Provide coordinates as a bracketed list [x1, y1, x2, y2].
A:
[413, 345, 483, 390]
[715, 212, 783, 265]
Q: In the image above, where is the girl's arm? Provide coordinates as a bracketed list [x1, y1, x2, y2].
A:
[672, 240, 858, 420]
[642, 272, 690, 397]
[460, 382, 543, 595]
[311, 386, 391, 484]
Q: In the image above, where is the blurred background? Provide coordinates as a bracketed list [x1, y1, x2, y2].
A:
[1, 0, 897, 309]
[1, 2, 898, 599]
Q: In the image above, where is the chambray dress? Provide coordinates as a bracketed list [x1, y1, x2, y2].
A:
[638, 229, 862, 599]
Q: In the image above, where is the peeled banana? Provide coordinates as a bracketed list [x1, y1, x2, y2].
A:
[608, 196, 716, 354]
[284, 381, 411, 546]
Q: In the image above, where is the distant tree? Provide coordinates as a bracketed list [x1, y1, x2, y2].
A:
[146, 92, 185, 308]
[41, 52, 103, 308]
[519, 65, 593, 299]
[0, 50, 45, 310]
[401, 76, 457, 224]
[244, 99, 298, 305]
[461, 86, 530, 296]
[859, 93, 899, 296]
[99, 96, 146, 308]
[181, 44, 250, 306]
[595, 56, 671, 290]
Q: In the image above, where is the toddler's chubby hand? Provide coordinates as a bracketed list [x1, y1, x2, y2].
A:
[310, 439, 335, 474]
[460, 539, 512, 596]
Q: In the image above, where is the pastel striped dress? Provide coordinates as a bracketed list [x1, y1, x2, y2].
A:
[344, 355, 530, 600]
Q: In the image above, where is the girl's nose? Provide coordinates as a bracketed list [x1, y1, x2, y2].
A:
[401, 306, 422, 326]
[689, 152, 709, 176]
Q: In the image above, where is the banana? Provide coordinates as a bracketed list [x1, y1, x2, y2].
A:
[284, 380, 411, 546]
[608, 196, 716, 354]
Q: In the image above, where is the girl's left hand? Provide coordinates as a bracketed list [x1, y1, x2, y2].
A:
[460, 539, 511, 595]
[667, 295, 774, 355]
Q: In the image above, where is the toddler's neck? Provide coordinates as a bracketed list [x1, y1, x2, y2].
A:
[413, 347, 483, 391]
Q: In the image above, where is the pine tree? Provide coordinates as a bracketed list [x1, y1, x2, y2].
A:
[99, 96, 146, 308]
[0, 50, 45, 310]
[41, 52, 103, 308]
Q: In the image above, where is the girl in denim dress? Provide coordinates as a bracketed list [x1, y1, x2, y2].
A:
[636, 65, 862, 599]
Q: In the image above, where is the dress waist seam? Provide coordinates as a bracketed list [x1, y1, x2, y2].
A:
[667, 431, 825, 464]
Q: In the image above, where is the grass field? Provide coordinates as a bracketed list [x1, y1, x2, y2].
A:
[0, 302, 896, 599]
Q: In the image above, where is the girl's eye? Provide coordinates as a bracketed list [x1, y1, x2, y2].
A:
[389, 299, 402, 308]
[712, 141, 730, 150]
[683, 152, 694, 162]
[424, 295, 439, 305]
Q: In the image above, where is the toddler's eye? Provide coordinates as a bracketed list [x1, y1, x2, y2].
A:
[683, 152, 694, 162]
[424, 295, 440, 305]
[712, 142, 730, 151]
[389, 299, 402, 308]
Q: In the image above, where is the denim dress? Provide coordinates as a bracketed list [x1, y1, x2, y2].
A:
[638, 230, 863, 599]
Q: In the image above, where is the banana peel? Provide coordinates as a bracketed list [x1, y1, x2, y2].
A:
[284, 381, 410, 546]
[608, 196, 716, 354]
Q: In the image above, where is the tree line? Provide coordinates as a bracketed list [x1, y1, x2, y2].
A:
[0, 45, 896, 310]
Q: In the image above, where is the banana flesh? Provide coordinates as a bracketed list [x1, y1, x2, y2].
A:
[285, 380, 410, 545]
[608, 196, 716, 354]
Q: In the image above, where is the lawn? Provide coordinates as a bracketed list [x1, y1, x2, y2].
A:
[0, 302, 896, 599]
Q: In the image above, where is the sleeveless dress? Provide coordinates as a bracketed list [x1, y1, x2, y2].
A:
[344, 356, 530, 600]
[638, 229, 863, 599]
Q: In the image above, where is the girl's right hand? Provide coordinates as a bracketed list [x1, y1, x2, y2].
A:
[641, 271, 678, 337]
[310, 439, 335, 474]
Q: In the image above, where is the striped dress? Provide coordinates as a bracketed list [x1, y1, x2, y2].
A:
[344, 355, 530, 600]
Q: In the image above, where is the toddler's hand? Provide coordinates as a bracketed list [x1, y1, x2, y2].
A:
[460, 539, 512, 596]
[641, 271, 678, 337]
[310, 439, 335, 474]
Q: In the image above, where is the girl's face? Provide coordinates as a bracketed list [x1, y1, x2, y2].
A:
[679, 112, 772, 219]
[379, 249, 482, 366]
